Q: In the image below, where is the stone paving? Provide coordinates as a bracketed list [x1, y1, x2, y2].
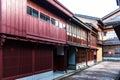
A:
[61, 61, 120, 80]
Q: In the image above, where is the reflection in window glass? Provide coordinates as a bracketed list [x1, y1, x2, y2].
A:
[46, 16, 50, 23]
[32, 9, 38, 18]
[27, 6, 32, 15]
[51, 18, 56, 25]
[40, 13, 46, 21]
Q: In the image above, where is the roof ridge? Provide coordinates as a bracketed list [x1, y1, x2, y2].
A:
[102, 8, 120, 20]
[75, 14, 100, 20]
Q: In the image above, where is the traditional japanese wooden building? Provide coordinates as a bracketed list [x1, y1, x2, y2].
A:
[102, 8, 120, 57]
[0, 0, 74, 79]
[75, 14, 104, 65]
[66, 17, 91, 69]
[0, 0, 105, 80]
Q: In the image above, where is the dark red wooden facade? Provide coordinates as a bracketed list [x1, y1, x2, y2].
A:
[1, 0, 67, 44]
[2, 40, 53, 80]
[0, 0, 73, 79]
[76, 48, 87, 64]
[1, 0, 26, 36]
[26, 1, 67, 44]
[0, 0, 99, 79]
[88, 50, 94, 61]
[87, 30, 98, 62]
[0, 42, 2, 80]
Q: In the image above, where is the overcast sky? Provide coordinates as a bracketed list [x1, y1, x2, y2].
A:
[58, 0, 119, 18]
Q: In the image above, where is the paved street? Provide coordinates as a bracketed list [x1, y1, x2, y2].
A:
[61, 61, 120, 80]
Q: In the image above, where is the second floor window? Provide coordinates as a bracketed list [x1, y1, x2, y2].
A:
[32, 9, 38, 18]
[27, 6, 67, 29]
[40, 13, 46, 21]
[51, 18, 56, 25]
[46, 16, 50, 23]
[40, 13, 50, 23]
[27, 6, 32, 15]
[27, 6, 38, 18]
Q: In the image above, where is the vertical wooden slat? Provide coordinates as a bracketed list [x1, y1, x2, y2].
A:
[32, 45, 35, 74]
[29, 16, 32, 34]
[26, 15, 28, 33]
[28, 16, 31, 34]
[22, 0, 26, 36]
[43, 22, 45, 36]
[0, 0, 1, 33]
[22, 0, 27, 36]
[29, 16, 31, 34]
[33, 18, 38, 34]
[64, 47, 67, 71]
[15, 0, 19, 35]
[19, 0, 22, 36]
[33, 18, 35, 34]
[36, 19, 39, 35]
[1, 0, 7, 33]
[39, 20, 42, 36]
[0, 40, 3, 80]
[50, 25, 52, 37]
[35, 45, 53, 72]
[3, 41, 33, 79]
[31, 16, 34, 34]
[17, 0, 20, 36]
[1, 0, 27, 36]
[11, 0, 15, 35]
[6, 0, 11, 34]
[46, 23, 49, 36]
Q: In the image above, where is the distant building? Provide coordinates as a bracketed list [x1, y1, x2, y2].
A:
[102, 8, 120, 57]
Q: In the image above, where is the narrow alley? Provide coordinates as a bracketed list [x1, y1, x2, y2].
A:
[60, 61, 120, 80]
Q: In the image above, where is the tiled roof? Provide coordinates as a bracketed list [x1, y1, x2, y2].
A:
[75, 14, 100, 20]
[103, 14, 120, 25]
[102, 8, 120, 20]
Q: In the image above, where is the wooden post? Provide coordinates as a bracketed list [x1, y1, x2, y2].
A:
[0, 0, 1, 33]
[0, 38, 4, 80]
[0, 0, 1, 70]
[32, 44, 35, 75]
[0, 46, 2, 80]
[64, 46, 67, 72]
[86, 49, 88, 66]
